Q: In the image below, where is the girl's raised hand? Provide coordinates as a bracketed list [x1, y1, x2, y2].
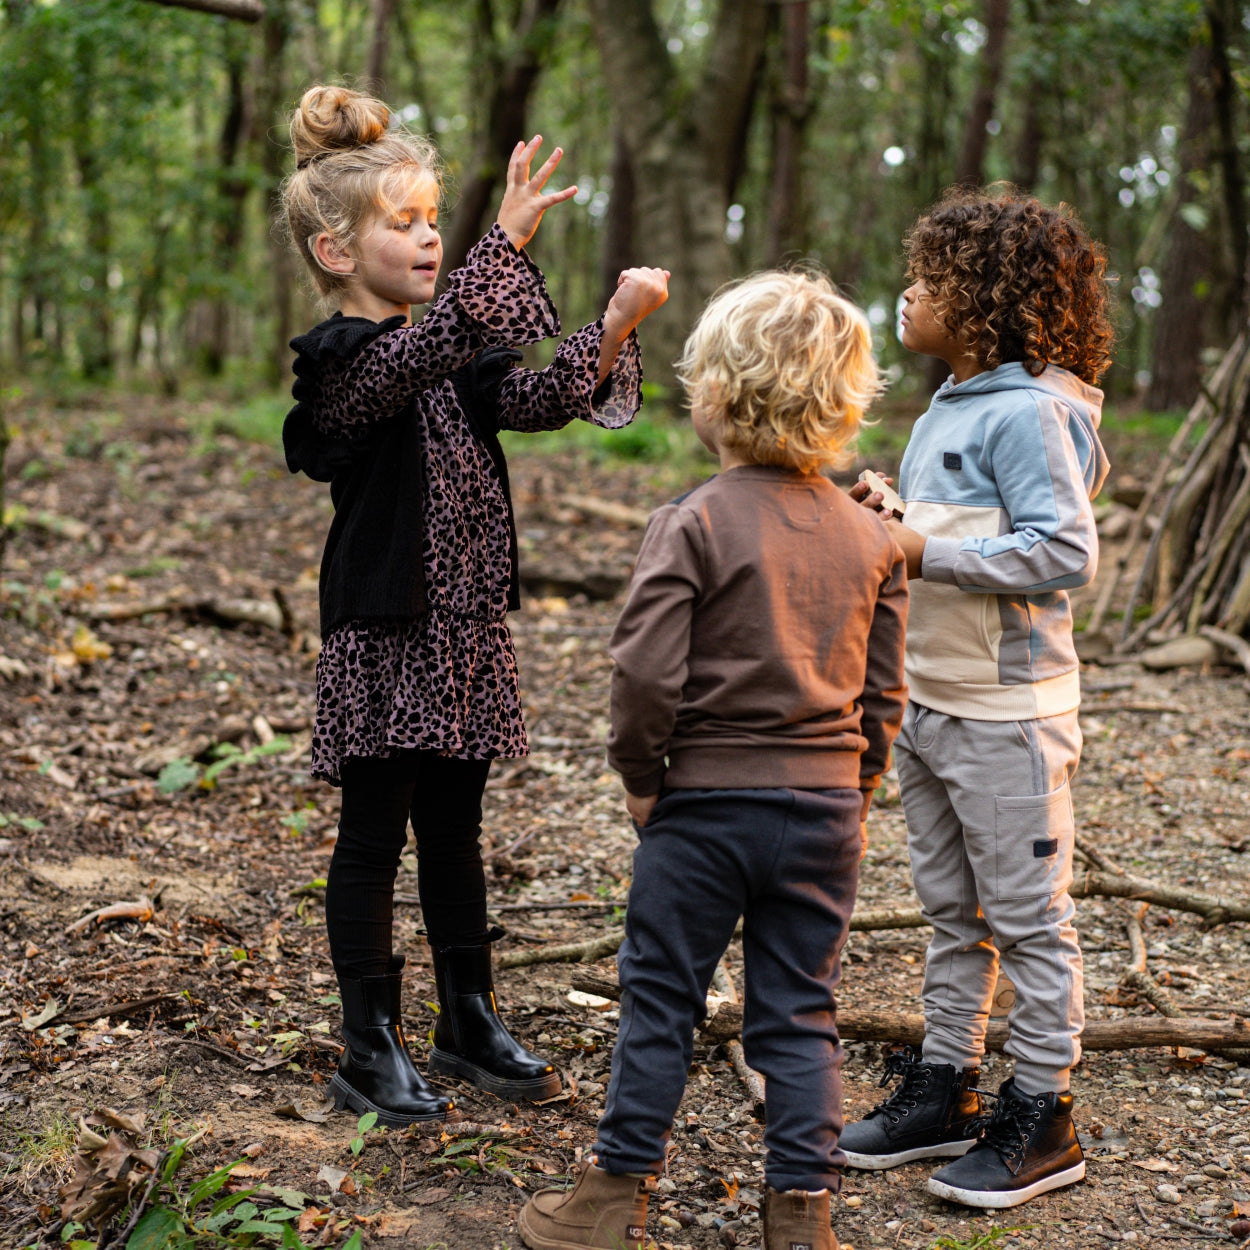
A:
[603, 267, 671, 341]
[496, 136, 577, 252]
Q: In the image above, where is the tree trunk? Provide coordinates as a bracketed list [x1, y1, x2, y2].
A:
[599, 128, 637, 310]
[441, 0, 563, 279]
[363, 0, 396, 92]
[1206, 0, 1246, 331]
[1010, 0, 1047, 190]
[204, 48, 252, 376]
[586, 0, 770, 395]
[1145, 36, 1216, 412]
[0, 393, 9, 575]
[764, 0, 811, 265]
[249, 0, 295, 386]
[954, 0, 1010, 187]
[69, 38, 113, 379]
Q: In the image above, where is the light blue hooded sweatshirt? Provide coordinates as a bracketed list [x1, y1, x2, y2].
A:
[899, 361, 1110, 721]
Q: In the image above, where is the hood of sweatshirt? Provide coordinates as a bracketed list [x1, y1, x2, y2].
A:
[931, 361, 1110, 500]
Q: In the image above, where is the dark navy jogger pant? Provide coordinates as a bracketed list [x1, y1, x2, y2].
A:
[593, 786, 862, 1193]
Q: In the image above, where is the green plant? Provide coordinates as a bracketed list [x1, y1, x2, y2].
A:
[156, 737, 292, 795]
[931, 1225, 1035, 1250]
[431, 1133, 524, 1176]
[8, 1113, 77, 1178]
[81, 1134, 360, 1248]
[348, 1111, 378, 1157]
[0, 812, 46, 832]
[192, 392, 291, 446]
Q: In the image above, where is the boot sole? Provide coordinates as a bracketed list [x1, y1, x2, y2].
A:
[429, 1049, 562, 1102]
[926, 1158, 1086, 1209]
[843, 1137, 978, 1170]
[330, 1073, 449, 1127]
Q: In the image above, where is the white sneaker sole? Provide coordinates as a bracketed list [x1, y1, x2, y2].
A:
[926, 1159, 1086, 1209]
[842, 1137, 978, 1171]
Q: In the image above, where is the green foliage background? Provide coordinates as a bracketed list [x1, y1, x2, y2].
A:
[0, 0, 1241, 410]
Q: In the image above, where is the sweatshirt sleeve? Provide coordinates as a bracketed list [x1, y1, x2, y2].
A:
[317, 225, 560, 438]
[857, 542, 909, 820]
[606, 505, 701, 796]
[495, 319, 643, 434]
[921, 395, 1100, 594]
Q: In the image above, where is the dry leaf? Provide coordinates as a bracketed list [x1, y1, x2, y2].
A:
[1133, 1158, 1178, 1173]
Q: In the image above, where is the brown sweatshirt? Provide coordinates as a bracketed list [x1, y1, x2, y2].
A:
[607, 465, 908, 818]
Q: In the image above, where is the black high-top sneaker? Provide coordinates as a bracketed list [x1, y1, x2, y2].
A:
[926, 1077, 1085, 1208]
[839, 1045, 985, 1170]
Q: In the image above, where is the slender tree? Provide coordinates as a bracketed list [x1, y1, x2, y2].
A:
[764, 0, 813, 265]
[1146, 31, 1216, 411]
[954, 0, 1010, 187]
[441, 0, 564, 278]
[586, 0, 770, 388]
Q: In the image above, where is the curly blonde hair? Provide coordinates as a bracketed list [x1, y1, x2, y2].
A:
[676, 270, 884, 473]
[904, 186, 1115, 385]
[280, 84, 443, 298]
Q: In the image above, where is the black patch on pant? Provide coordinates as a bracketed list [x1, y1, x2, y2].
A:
[943, 451, 962, 470]
[1033, 838, 1059, 858]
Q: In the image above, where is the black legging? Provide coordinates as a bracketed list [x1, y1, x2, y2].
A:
[326, 751, 493, 979]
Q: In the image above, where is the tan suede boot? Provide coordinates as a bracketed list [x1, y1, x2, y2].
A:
[762, 1187, 839, 1250]
[517, 1162, 655, 1250]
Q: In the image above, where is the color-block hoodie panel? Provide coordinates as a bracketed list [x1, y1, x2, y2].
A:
[899, 362, 1109, 721]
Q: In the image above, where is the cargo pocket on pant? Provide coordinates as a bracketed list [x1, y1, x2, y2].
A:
[993, 783, 1074, 901]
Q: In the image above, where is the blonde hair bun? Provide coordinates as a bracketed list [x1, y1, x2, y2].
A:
[281, 83, 442, 299]
[290, 85, 390, 170]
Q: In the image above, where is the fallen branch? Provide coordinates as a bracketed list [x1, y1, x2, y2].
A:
[497, 906, 929, 969]
[1199, 624, 1250, 674]
[1069, 868, 1250, 924]
[65, 898, 155, 937]
[80, 591, 287, 632]
[713, 962, 766, 1110]
[1121, 902, 1180, 1020]
[52, 994, 175, 1027]
[556, 494, 652, 529]
[506, 869, 1250, 971]
[568, 975, 1250, 1053]
[498, 933, 627, 969]
[143, 0, 264, 21]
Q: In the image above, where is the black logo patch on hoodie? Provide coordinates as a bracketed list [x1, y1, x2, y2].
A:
[943, 452, 963, 470]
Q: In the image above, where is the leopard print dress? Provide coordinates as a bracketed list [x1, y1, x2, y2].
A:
[300, 225, 642, 784]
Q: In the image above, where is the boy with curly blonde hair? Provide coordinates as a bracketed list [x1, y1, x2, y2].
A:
[845, 187, 1113, 1209]
[518, 271, 908, 1250]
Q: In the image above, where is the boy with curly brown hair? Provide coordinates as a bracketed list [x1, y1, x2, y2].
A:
[846, 187, 1114, 1209]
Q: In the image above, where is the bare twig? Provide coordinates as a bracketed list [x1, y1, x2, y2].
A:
[143, 0, 264, 20]
[65, 898, 155, 936]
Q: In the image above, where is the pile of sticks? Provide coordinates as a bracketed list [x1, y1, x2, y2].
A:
[1089, 320, 1250, 658]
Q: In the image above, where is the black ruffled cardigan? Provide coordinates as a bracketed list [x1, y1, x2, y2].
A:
[282, 314, 522, 639]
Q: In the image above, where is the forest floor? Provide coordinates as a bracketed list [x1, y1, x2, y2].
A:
[1, 392, 1248, 1250]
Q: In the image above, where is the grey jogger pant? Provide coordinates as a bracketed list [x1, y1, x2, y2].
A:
[593, 786, 862, 1192]
[895, 703, 1085, 1095]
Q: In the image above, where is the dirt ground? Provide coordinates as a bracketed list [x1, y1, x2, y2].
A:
[1, 394, 1248, 1250]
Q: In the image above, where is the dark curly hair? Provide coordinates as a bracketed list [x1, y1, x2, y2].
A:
[904, 186, 1115, 385]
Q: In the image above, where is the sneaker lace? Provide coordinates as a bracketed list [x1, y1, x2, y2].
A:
[978, 1091, 1042, 1175]
[867, 1046, 932, 1121]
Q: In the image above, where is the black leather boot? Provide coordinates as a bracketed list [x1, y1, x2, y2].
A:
[927, 1077, 1085, 1208]
[331, 961, 451, 1127]
[428, 929, 562, 1101]
[840, 1045, 985, 1169]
